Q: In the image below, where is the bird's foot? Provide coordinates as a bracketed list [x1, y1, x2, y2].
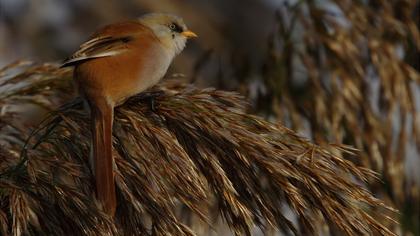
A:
[149, 96, 156, 112]
[135, 90, 164, 112]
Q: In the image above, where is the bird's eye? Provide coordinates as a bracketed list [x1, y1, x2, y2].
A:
[168, 23, 182, 33]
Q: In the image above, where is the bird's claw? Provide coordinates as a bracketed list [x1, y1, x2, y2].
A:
[135, 90, 164, 112]
[149, 96, 156, 112]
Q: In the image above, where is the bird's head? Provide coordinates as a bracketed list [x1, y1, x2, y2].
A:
[139, 13, 197, 55]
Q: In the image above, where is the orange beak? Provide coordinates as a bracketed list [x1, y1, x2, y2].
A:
[182, 30, 198, 38]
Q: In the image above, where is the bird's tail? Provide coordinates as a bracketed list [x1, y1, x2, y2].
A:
[91, 101, 116, 216]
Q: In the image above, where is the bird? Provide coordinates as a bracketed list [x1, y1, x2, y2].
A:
[61, 13, 197, 216]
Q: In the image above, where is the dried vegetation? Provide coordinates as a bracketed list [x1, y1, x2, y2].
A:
[0, 62, 396, 235]
[253, 1, 419, 234]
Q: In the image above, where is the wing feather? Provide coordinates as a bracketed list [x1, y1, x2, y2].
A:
[61, 21, 148, 67]
[60, 36, 133, 67]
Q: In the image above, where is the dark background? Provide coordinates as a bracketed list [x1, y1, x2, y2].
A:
[1, 0, 419, 234]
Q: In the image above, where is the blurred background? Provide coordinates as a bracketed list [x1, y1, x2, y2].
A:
[0, 0, 282, 87]
[1, 0, 419, 235]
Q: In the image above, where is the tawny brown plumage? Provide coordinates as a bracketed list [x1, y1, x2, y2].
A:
[61, 13, 197, 215]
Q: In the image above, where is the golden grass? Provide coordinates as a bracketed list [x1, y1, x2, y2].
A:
[0, 62, 397, 235]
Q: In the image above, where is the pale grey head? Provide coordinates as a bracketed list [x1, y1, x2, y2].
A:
[138, 13, 197, 56]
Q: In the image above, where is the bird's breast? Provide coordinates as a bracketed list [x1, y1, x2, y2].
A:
[74, 39, 174, 106]
[112, 45, 173, 105]
[132, 45, 173, 94]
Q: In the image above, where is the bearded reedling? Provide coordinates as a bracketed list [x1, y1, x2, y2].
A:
[61, 13, 197, 215]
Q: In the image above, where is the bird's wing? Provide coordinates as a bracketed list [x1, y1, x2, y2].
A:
[60, 35, 133, 67]
[61, 21, 147, 67]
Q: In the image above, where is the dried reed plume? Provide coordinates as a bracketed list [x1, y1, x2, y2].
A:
[0, 62, 397, 235]
[255, 1, 419, 233]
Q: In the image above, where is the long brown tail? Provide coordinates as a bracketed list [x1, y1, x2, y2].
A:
[91, 101, 116, 216]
